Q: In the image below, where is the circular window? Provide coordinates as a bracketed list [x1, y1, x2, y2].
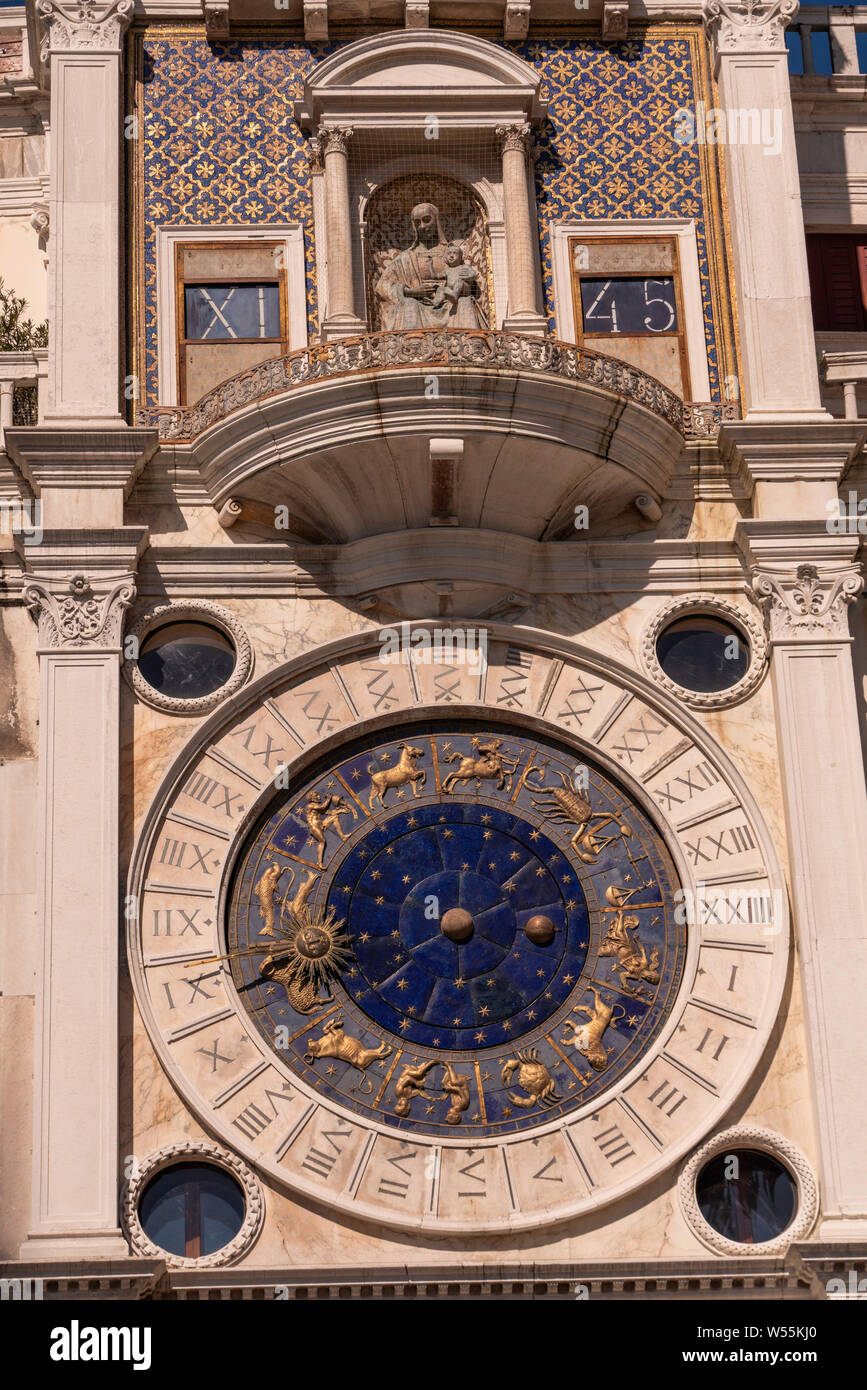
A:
[656, 615, 749, 693]
[695, 1149, 797, 1246]
[138, 622, 236, 699]
[138, 1162, 246, 1260]
[642, 596, 767, 710]
[679, 1126, 817, 1255]
[124, 601, 253, 714]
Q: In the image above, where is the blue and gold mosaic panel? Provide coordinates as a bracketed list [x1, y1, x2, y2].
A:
[131, 27, 733, 408]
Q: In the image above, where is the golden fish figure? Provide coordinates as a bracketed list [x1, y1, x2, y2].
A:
[254, 860, 285, 937]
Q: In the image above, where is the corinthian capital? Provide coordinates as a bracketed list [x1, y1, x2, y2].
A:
[749, 562, 863, 641]
[703, 0, 799, 58]
[496, 122, 533, 158]
[36, 0, 134, 62]
[320, 125, 353, 158]
[24, 571, 136, 650]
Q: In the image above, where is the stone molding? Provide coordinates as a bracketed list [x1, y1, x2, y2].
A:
[36, 0, 133, 61]
[678, 1125, 819, 1257]
[641, 593, 768, 709]
[749, 562, 864, 641]
[122, 1140, 265, 1270]
[24, 570, 136, 650]
[123, 599, 253, 714]
[703, 0, 799, 57]
[294, 28, 547, 133]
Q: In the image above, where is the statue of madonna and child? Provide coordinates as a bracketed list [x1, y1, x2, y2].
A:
[373, 202, 489, 331]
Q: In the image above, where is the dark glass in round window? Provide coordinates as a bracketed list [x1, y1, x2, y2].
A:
[138, 622, 235, 699]
[696, 1150, 797, 1245]
[139, 1163, 245, 1259]
[656, 615, 749, 693]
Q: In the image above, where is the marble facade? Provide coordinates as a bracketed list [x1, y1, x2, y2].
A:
[0, 0, 865, 1300]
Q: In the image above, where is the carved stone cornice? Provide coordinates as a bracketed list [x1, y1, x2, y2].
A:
[24, 570, 136, 649]
[496, 122, 533, 159]
[36, 0, 133, 62]
[749, 562, 863, 641]
[703, 0, 799, 58]
[320, 125, 352, 158]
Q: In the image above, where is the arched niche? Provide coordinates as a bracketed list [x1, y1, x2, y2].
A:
[363, 172, 494, 332]
[294, 29, 547, 339]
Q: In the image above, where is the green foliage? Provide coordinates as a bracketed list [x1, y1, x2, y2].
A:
[0, 277, 48, 350]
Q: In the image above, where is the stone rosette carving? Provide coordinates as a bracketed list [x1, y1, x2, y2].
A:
[641, 594, 768, 710]
[36, 0, 134, 61]
[678, 1125, 818, 1256]
[749, 563, 864, 641]
[122, 1140, 265, 1269]
[703, 0, 799, 56]
[24, 572, 136, 649]
[123, 599, 253, 714]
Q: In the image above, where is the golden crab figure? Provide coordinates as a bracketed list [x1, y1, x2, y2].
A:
[501, 1048, 562, 1108]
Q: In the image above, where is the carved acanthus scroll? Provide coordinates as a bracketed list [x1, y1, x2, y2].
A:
[24, 571, 136, 649]
[749, 562, 863, 640]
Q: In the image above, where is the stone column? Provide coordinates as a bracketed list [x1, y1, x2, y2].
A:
[319, 125, 366, 343]
[4, 425, 154, 1260]
[0, 379, 13, 450]
[737, 523, 867, 1239]
[703, 1, 827, 421]
[497, 123, 546, 337]
[17, 532, 147, 1259]
[37, 0, 132, 425]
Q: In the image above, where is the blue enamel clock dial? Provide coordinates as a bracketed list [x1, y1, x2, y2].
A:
[228, 721, 686, 1138]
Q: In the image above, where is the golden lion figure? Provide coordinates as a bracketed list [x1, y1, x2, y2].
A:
[560, 987, 624, 1071]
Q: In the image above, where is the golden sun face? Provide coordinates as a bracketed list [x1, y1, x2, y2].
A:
[268, 906, 352, 990]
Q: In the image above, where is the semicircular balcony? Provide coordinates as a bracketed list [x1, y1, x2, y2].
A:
[137, 329, 730, 544]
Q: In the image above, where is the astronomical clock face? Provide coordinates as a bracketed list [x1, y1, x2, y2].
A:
[227, 723, 685, 1139]
[130, 633, 788, 1233]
